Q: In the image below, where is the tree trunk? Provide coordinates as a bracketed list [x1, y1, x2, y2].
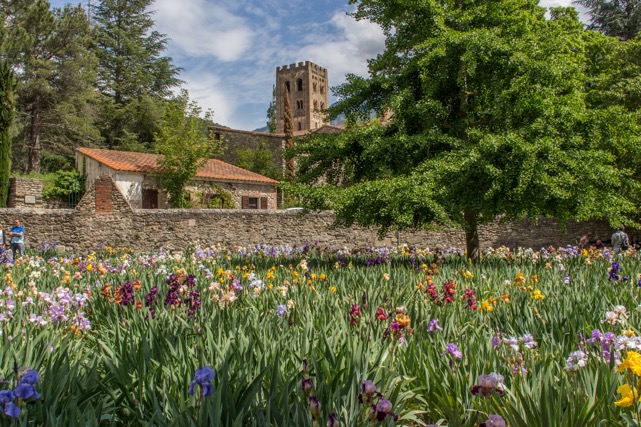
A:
[28, 101, 41, 173]
[464, 209, 480, 263]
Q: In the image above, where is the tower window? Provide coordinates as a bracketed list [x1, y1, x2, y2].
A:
[285, 81, 290, 92]
[320, 85, 325, 95]
[313, 100, 318, 109]
[297, 100, 303, 110]
[298, 122, 302, 131]
[320, 102, 325, 109]
[313, 82, 317, 92]
[297, 79, 303, 92]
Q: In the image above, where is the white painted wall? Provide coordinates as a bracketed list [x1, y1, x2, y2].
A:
[76, 153, 145, 208]
[113, 172, 144, 209]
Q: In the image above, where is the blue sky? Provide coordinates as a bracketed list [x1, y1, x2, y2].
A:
[50, 0, 587, 131]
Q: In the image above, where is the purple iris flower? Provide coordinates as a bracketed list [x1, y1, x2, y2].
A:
[427, 319, 442, 333]
[301, 378, 314, 396]
[3, 402, 20, 418]
[446, 343, 462, 359]
[277, 305, 288, 317]
[188, 366, 215, 397]
[308, 396, 321, 420]
[19, 370, 40, 385]
[13, 384, 40, 400]
[0, 390, 14, 404]
[369, 399, 398, 422]
[327, 412, 340, 427]
[358, 379, 383, 404]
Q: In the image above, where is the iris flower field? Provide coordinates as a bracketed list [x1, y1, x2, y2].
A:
[1, 244, 641, 426]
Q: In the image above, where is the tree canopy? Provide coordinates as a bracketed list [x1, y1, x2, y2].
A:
[154, 91, 224, 208]
[286, 0, 641, 260]
[92, 0, 182, 150]
[575, 0, 641, 40]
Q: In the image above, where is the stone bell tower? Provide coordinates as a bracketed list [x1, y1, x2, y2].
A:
[275, 61, 329, 133]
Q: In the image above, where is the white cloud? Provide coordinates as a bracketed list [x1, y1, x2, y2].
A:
[178, 70, 237, 127]
[153, 0, 254, 61]
[293, 11, 386, 88]
[539, 0, 589, 21]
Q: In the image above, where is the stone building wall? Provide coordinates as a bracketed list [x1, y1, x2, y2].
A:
[211, 126, 286, 172]
[7, 178, 44, 208]
[0, 177, 619, 253]
[275, 61, 329, 133]
[188, 180, 277, 210]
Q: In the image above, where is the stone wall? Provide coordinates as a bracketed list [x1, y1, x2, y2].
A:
[0, 176, 620, 252]
[211, 126, 286, 172]
[8, 178, 44, 208]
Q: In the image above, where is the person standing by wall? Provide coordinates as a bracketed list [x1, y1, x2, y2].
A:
[611, 225, 629, 255]
[9, 219, 25, 260]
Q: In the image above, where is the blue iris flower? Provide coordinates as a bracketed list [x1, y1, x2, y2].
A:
[19, 370, 40, 386]
[188, 366, 215, 397]
[3, 402, 20, 418]
[13, 384, 40, 400]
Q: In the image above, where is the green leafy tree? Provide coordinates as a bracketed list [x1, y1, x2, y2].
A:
[18, 3, 99, 173]
[92, 0, 181, 149]
[154, 92, 224, 208]
[286, 1, 641, 261]
[235, 142, 281, 180]
[575, 0, 641, 40]
[584, 32, 641, 112]
[2, 1, 100, 173]
[0, 61, 15, 206]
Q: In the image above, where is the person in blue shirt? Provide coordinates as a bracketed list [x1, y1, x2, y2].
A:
[9, 219, 25, 260]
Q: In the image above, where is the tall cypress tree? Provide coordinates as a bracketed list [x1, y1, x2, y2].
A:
[0, 62, 14, 207]
[92, 0, 181, 149]
[283, 83, 295, 181]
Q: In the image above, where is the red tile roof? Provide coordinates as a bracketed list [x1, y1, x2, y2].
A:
[77, 148, 279, 185]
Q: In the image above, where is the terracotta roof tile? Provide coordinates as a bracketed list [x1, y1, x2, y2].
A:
[77, 148, 279, 185]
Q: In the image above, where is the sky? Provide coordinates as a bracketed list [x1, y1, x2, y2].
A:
[49, 0, 588, 131]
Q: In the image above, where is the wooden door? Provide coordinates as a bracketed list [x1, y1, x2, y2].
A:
[142, 189, 158, 209]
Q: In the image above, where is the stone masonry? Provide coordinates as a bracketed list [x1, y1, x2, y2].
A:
[275, 61, 329, 133]
[8, 178, 44, 208]
[0, 176, 620, 252]
[210, 126, 286, 173]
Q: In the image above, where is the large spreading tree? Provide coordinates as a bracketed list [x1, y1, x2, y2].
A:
[2, 1, 100, 173]
[287, 1, 641, 261]
[92, 0, 181, 150]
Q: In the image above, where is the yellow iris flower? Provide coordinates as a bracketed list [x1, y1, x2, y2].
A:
[618, 351, 641, 376]
[615, 384, 639, 407]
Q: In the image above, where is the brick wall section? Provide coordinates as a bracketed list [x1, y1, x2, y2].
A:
[7, 178, 43, 208]
[0, 176, 622, 252]
[94, 176, 113, 213]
